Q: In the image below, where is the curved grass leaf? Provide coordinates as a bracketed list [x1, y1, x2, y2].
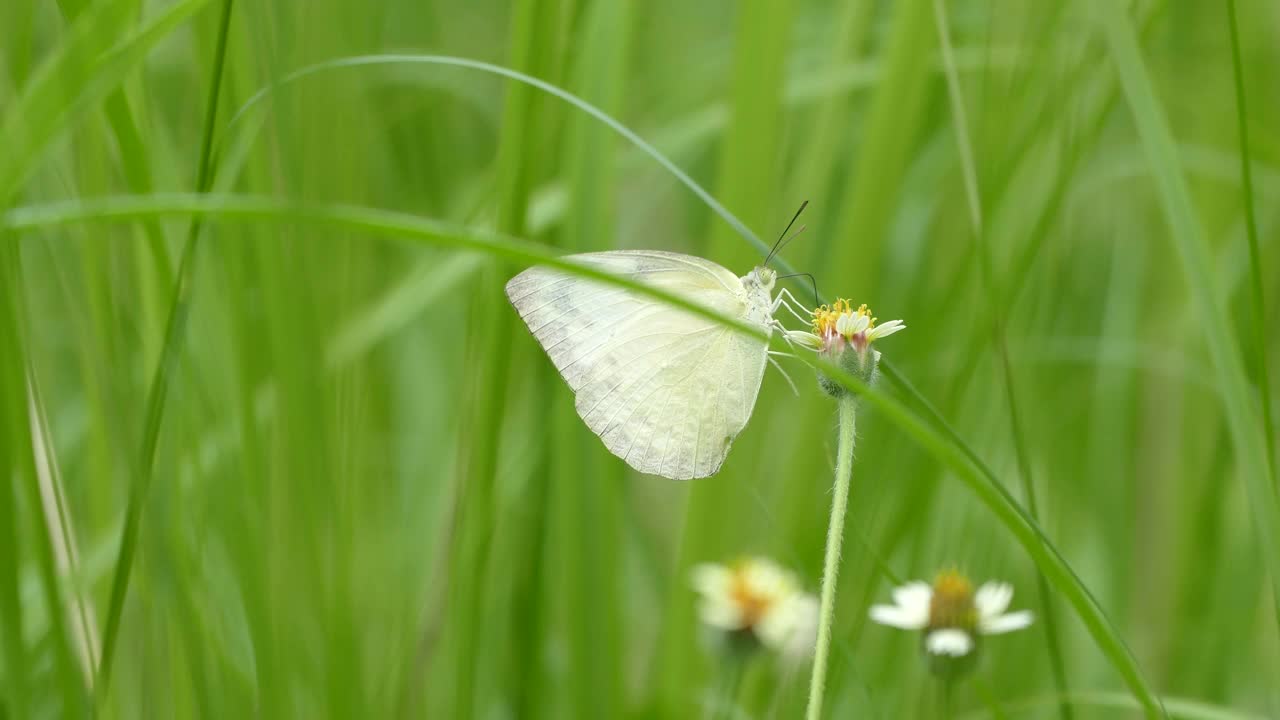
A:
[3, 193, 1165, 715]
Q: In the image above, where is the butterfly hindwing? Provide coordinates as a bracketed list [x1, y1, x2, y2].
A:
[505, 250, 771, 479]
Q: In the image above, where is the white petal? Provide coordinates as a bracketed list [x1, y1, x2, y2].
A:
[781, 595, 820, 660]
[981, 610, 1035, 635]
[925, 629, 974, 656]
[892, 582, 933, 617]
[756, 592, 805, 650]
[785, 331, 822, 350]
[869, 603, 929, 630]
[690, 564, 731, 596]
[975, 582, 1013, 620]
[699, 598, 745, 630]
[836, 313, 869, 337]
[868, 320, 905, 340]
[742, 558, 790, 595]
[756, 610, 792, 649]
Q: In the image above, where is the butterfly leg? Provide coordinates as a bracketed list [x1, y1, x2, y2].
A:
[772, 288, 813, 327]
[767, 354, 801, 397]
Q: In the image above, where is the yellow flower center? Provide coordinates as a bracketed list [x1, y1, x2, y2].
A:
[928, 569, 978, 632]
[727, 560, 780, 629]
[811, 299, 877, 337]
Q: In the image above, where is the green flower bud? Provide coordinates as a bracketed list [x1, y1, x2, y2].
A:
[807, 300, 900, 398]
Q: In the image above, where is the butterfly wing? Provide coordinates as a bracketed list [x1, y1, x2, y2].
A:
[505, 250, 771, 480]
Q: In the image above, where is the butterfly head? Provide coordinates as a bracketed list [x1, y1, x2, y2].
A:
[745, 266, 777, 292]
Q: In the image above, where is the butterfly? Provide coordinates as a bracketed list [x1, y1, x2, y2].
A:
[504, 206, 812, 480]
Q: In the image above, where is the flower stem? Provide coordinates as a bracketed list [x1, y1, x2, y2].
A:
[711, 653, 747, 720]
[805, 395, 858, 720]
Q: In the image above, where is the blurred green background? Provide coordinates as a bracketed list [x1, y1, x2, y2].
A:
[1, 0, 1278, 717]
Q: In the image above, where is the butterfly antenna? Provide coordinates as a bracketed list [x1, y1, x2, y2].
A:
[773, 224, 807, 258]
[765, 200, 809, 265]
[778, 272, 821, 307]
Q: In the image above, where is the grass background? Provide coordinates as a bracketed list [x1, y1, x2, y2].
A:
[1, 0, 1278, 717]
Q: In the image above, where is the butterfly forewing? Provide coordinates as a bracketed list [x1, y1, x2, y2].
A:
[505, 250, 772, 479]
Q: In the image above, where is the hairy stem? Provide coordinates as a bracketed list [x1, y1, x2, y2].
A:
[806, 394, 857, 720]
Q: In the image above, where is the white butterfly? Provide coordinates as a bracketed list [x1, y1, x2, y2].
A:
[505, 249, 811, 480]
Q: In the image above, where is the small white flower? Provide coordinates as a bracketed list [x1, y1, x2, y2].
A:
[812, 300, 905, 353]
[869, 570, 1033, 675]
[691, 557, 819, 660]
[789, 299, 906, 397]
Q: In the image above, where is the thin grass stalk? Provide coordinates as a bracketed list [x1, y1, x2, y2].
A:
[1103, 3, 1280, 641]
[0, 247, 32, 720]
[930, 4, 1073, 717]
[4, 248, 91, 717]
[26, 373, 100, 684]
[705, 0, 795, 267]
[557, 3, 631, 715]
[826, 0, 932, 298]
[53, 0, 174, 299]
[1225, 0, 1276, 484]
[791, 0, 873, 228]
[668, 1, 797, 711]
[444, 2, 551, 714]
[806, 395, 857, 720]
[20, 272, 91, 715]
[94, 0, 235, 699]
[0, 0, 211, 207]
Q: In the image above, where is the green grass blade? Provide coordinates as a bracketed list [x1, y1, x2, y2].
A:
[930, 2, 1072, 717]
[325, 253, 484, 368]
[219, 54, 779, 259]
[965, 691, 1268, 720]
[95, 0, 236, 699]
[0, 244, 32, 720]
[825, 0, 933, 297]
[0, 0, 212, 206]
[0, 245, 87, 716]
[704, 0, 796, 266]
[1225, 0, 1276, 483]
[790, 0, 874, 209]
[54, 0, 173, 296]
[555, 2, 633, 716]
[668, 0, 797, 712]
[1102, 2, 1280, 633]
[26, 365, 99, 685]
[441, 2, 562, 715]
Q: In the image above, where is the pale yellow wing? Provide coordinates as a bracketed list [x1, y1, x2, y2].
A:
[505, 250, 771, 479]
